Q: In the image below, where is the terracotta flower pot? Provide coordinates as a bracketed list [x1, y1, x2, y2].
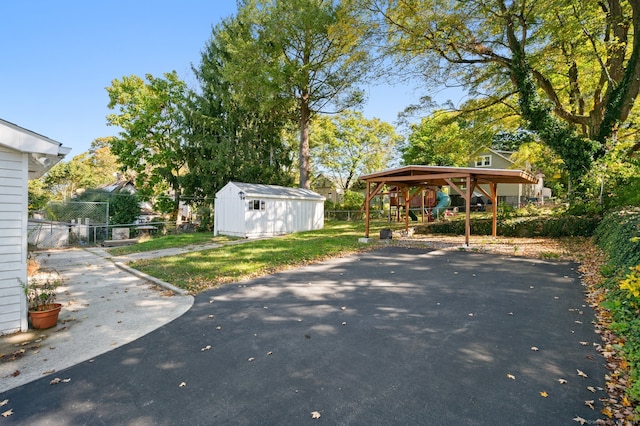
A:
[28, 303, 62, 329]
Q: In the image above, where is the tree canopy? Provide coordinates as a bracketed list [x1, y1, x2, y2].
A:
[184, 15, 295, 204]
[369, 0, 640, 179]
[223, 0, 373, 188]
[106, 72, 188, 219]
[311, 110, 402, 191]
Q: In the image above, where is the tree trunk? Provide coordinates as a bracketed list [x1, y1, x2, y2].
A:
[299, 95, 311, 189]
[173, 188, 182, 225]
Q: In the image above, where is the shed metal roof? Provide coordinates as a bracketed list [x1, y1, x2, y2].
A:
[228, 182, 325, 201]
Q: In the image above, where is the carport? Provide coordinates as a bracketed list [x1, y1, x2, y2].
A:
[359, 165, 539, 246]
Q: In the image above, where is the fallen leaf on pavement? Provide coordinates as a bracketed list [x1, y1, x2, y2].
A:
[586, 386, 596, 393]
[311, 411, 321, 419]
[1, 409, 12, 418]
[531, 346, 539, 351]
[585, 400, 594, 409]
[558, 378, 567, 384]
[540, 391, 549, 397]
[248, 357, 255, 362]
[573, 416, 586, 425]
[577, 369, 588, 378]
[0, 400, 7, 407]
[506, 374, 516, 380]
[11, 370, 20, 377]
[50, 378, 61, 385]
[179, 382, 186, 387]
[579, 341, 589, 346]
[201, 345, 212, 352]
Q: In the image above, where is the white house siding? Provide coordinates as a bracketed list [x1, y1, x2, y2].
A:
[0, 146, 28, 334]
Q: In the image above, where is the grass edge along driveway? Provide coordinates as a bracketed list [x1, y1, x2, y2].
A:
[130, 222, 389, 293]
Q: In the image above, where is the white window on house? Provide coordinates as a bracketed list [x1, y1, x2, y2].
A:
[248, 200, 266, 211]
[475, 155, 491, 167]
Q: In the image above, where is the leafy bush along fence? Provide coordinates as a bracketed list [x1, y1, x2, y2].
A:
[592, 208, 640, 407]
[418, 215, 601, 238]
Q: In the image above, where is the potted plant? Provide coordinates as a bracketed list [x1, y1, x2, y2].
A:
[22, 276, 63, 329]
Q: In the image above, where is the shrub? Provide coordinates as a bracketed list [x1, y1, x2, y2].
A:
[593, 208, 640, 409]
[423, 215, 600, 238]
[593, 208, 640, 270]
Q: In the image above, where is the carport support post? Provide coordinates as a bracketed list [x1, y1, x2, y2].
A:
[465, 176, 471, 246]
[403, 186, 410, 233]
[365, 181, 371, 238]
[363, 181, 385, 238]
[490, 183, 498, 237]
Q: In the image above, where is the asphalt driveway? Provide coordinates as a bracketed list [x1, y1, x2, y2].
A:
[0, 247, 605, 425]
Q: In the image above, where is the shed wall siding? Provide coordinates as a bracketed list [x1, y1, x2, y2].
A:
[214, 184, 247, 237]
[0, 146, 27, 335]
[215, 182, 324, 238]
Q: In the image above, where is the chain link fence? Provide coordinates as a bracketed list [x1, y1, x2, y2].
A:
[44, 201, 109, 225]
[29, 201, 109, 248]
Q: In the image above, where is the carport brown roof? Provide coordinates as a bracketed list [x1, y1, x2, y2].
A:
[359, 165, 538, 186]
[359, 165, 539, 246]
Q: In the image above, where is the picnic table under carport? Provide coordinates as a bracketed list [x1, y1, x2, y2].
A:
[359, 165, 539, 246]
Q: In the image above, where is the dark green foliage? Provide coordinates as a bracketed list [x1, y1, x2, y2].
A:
[593, 208, 640, 270]
[76, 190, 140, 225]
[491, 129, 535, 151]
[109, 194, 141, 225]
[606, 176, 640, 210]
[195, 205, 214, 232]
[507, 37, 602, 179]
[423, 215, 601, 238]
[183, 19, 294, 204]
[592, 208, 640, 406]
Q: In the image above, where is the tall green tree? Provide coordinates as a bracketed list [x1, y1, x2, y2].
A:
[225, 0, 372, 188]
[369, 0, 640, 181]
[106, 72, 188, 219]
[401, 110, 493, 166]
[184, 15, 294, 205]
[42, 153, 100, 201]
[311, 110, 402, 191]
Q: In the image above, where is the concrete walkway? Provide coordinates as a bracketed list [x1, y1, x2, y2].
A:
[0, 248, 194, 393]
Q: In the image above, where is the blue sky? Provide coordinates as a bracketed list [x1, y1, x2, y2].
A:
[1, 1, 434, 158]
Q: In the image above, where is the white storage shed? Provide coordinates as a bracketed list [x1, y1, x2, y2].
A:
[214, 182, 325, 238]
[0, 119, 69, 335]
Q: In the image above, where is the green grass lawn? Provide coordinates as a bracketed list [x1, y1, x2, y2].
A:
[107, 233, 237, 256]
[131, 221, 397, 293]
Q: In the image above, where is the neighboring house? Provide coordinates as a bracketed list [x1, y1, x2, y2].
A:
[311, 174, 343, 205]
[0, 119, 70, 335]
[214, 182, 325, 238]
[469, 147, 548, 207]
